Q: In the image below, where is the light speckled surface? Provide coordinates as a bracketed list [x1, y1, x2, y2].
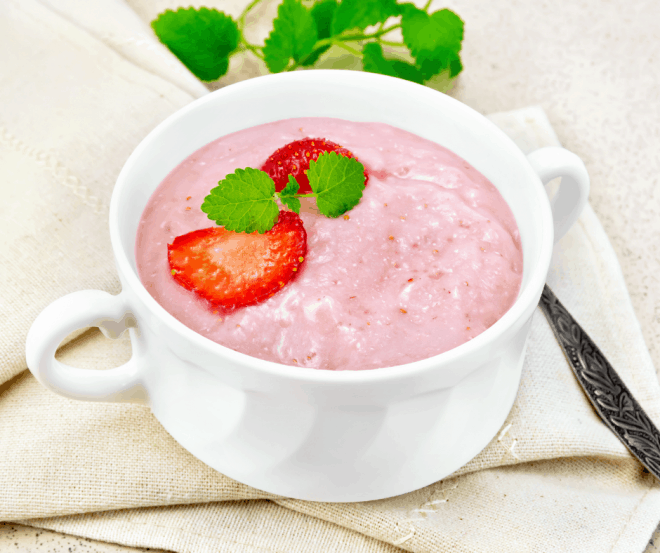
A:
[445, 0, 660, 371]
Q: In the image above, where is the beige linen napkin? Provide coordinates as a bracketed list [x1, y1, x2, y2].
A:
[2, 0, 660, 551]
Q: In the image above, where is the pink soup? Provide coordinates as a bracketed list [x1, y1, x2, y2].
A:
[136, 118, 523, 371]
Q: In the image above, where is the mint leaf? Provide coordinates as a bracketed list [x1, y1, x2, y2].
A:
[202, 168, 279, 233]
[331, 0, 399, 35]
[300, 0, 338, 66]
[362, 42, 396, 77]
[152, 8, 239, 81]
[400, 5, 464, 80]
[263, 0, 318, 73]
[308, 152, 365, 218]
[312, 0, 338, 39]
[390, 59, 425, 84]
[278, 175, 301, 213]
[449, 55, 463, 78]
[280, 196, 301, 214]
[281, 174, 300, 196]
[362, 42, 424, 84]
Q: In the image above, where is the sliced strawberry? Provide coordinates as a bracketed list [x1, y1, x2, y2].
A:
[261, 137, 369, 194]
[168, 211, 307, 309]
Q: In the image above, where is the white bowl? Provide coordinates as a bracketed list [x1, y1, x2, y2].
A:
[26, 71, 589, 502]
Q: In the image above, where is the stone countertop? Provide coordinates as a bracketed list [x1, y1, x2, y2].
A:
[446, 0, 660, 371]
[2, 0, 658, 551]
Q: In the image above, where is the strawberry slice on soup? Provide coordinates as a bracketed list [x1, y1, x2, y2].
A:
[168, 211, 307, 309]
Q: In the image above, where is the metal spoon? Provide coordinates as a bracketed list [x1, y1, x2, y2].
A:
[539, 284, 660, 479]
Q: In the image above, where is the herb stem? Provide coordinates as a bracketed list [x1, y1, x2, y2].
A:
[423, 0, 433, 11]
[344, 24, 402, 41]
[241, 40, 264, 59]
[238, 0, 264, 31]
[313, 37, 333, 49]
[332, 41, 362, 57]
[378, 39, 405, 47]
[285, 59, 302, 72]
[371, 23, 402, 38]
[312, 23, 402, 51]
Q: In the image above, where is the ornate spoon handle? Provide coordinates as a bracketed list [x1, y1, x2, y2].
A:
[539, 284, 660, 479]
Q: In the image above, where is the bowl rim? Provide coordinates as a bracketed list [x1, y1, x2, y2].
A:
[110, 70, 553, 384]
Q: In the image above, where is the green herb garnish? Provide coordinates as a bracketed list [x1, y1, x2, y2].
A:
[201, 152, 366, 233]
[278, 175, 302, 214]
[151, 0, 464, 86]
[307, 151, 365, 218]
[200, 167, 279, 234]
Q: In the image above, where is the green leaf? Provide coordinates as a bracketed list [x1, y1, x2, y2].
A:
[201, 168, 279, 233]
[263, 0, 318, 73]
[390, 59, 425, 84]
[400, 5, 464, 80]
[299, 45, 330, 67]
[280, 195, 302, 214]
[281, 174, 300, 196]
[151, 8, 239, 82]
[278, 175, 302, 213]
[312, 0, 338, 39]
[300, 0, 338, 66]
[308, 152, 365, 218]
[449, 54, 463, 78]
[362, 42, 396, 77]
[331, 0, 399, 35]
[362, 42, 424, 84]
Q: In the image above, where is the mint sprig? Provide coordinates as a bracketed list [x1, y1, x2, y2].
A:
[202, 152, 366, 233]
[151, 1, 464, 87]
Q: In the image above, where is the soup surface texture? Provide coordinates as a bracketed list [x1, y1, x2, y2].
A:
[136, 118, 523, 371]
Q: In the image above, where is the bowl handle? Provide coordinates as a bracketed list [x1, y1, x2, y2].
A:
[25, 290, 147, 403]
[526, 147, 590, 242]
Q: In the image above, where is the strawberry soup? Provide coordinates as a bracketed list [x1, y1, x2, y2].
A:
[136, 117, 522, 371]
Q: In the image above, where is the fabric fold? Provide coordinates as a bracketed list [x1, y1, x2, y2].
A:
[22, 501, 404, 553]
[0, 0, 197, 386]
